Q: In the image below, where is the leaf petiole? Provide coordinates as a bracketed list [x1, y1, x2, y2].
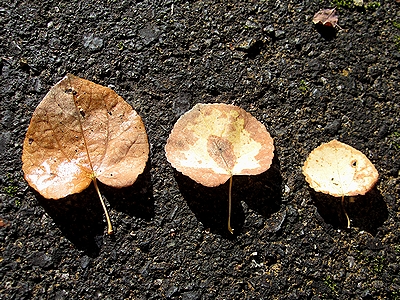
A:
[92, 177, 114, 235]
[228, 174, 234, 234]
[341, 195, 350, 229]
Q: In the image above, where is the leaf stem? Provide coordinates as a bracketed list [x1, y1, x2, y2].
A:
[93, 178, 114, 235]
[341, 195, 350, 229]
[228, 174, 234, 234]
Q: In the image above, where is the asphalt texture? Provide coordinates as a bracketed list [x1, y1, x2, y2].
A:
[1, 1, 400, 299]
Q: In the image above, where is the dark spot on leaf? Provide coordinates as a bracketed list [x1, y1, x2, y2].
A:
[108, 111, 112, 116]
[65, 88, 77, 95]
[352, 160, 357, 167]
[28, 138, 34, 145]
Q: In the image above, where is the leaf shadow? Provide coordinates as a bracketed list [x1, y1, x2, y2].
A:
[175, 156, 282, 238]
[310, 187, 388, 235]
[175, 171, 243, 239]
[37, 161, 154, 257]
[38, 188, 106, 257]
[314, 24, 337, 41]
[102, 160, 155, 222]
[233, 156, 282, 220]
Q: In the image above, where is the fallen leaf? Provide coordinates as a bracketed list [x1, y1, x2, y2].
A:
[302, 140, 378, 197]
[354, 0, 364, 7]
[312, 8, 339, 28]
[22, 74, 149, 234]
[165, 103, 274, 233]
[302, 140, 379, 227]
[166, 103, 274, 186]
[0, 218, 9, 227]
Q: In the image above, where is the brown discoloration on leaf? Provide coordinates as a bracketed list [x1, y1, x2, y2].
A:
[312, 8, 339, 28]
[165, 103, 274, 187]
[22, 74, 149, 199]
[207, 135, 236, 172]
[302, 140, 379, 197]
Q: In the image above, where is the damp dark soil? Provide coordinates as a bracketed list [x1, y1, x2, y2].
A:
[1, 1, 400, 299]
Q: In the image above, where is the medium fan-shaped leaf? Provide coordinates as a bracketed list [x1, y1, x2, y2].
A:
[165, 103, 274, 233]
[165, 103, 274, 186]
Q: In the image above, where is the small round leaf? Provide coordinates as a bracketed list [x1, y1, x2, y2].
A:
[302, 140, 378, 197]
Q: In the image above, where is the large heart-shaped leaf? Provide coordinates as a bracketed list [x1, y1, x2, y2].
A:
[22, 74, 149, 233]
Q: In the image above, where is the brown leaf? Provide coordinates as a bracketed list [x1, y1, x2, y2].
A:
[22, 74, 149, 200]
[165, 103, 274, 187]
[0, 218, 9, 228]
[302, 140, 379, 197]
[312, 8, 339, 27]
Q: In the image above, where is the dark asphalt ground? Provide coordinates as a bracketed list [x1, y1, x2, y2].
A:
[1, 1, 400, 299]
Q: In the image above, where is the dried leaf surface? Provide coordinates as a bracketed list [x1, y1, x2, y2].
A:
[302, 140, 378, 197]
[22, 74, 149, 199]
[312, 8, 339, 27]
[165, 103, 274, 187]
